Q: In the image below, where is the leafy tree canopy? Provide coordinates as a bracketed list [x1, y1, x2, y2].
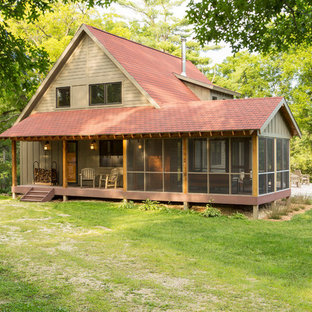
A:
[116, 0, 221, 72]
[186, 0, 312, 53]
[0, 0, 113, 117]
[211, 48, 312, 174]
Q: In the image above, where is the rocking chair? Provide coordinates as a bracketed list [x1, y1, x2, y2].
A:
[99, 168, 119, 188]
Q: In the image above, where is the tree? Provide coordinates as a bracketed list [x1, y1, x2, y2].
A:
[117, 0, 220, 71]
[186, 0, 312, 53]
[0, 0, 113, 119]
[211, 48, 312, 175]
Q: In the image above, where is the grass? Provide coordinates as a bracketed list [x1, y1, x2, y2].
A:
[0, 198, 312, 311]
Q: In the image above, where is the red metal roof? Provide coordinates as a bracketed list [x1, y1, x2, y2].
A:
[86, 25, 211, 105]
[0, 97, 284, 138]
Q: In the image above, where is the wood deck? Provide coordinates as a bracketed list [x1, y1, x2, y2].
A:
[13, 185, 291, 206]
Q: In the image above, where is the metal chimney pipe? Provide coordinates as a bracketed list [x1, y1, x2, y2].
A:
[181, 37, 186, 76]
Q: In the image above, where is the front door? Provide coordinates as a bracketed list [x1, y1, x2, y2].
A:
[67, 141, 78, 184]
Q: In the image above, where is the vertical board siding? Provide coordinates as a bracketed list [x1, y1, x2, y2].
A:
[33, 35, 149, 113]
[183, 82, 211, 100]
[262, 111, 291, 138]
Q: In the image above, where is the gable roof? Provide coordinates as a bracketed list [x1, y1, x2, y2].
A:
[85, 25, 212, 105]
[0, 97, 301, 139]
[16, 24, 213, 123]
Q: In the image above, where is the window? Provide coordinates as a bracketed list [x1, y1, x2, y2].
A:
[99, 140, 123, 167]
[90, 82, 122, 106]
[212, 96, 218, 100]
[56, 87, 70, 107]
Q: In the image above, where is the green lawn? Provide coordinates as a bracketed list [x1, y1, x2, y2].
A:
[0, 198, 312, 311]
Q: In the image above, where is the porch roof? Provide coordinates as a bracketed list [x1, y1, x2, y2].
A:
[0, 97, 300, 139]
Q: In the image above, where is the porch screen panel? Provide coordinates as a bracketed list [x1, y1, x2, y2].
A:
[258, 137, 275, 195]
[188, 173, 207, 193]
[231, 138, 252, 195]
[276, 138, 290, 190]
[127, 140, 144, 191]
[145, 173, 163, 192]
[164, 139, 182, 192]
[164, 173, 182, 192]
[127, 139, 182, 193]
[209, 174, 229, 194]
[209, 139, 229, 194]
[145, 139, 162, 172]
[188, 137, 255, 195]
[127, 173, 144, 191]
[188, 139, 207, 193]
[145, 139, 163, 191]
[127, 139, 144, 171]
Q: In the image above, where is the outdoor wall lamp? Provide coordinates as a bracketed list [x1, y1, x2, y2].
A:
[43, 141, 51, 151]
[90, 140, 96, 150]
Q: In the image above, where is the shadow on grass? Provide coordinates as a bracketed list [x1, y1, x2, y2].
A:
[0, 263, 70, 312]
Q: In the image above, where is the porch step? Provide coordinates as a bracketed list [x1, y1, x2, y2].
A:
[20, 187, 55, 202]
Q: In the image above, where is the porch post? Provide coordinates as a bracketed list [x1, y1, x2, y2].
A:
[62, 140, 68, 201]
[11, 140, 17, 199]
[252, 134, 259, 219]
[123, 139, 127, 194]
[274, 138, 277, 192]
[183, 137, 189, 210]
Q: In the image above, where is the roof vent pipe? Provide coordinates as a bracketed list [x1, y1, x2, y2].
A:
[181, 37, 186, 76]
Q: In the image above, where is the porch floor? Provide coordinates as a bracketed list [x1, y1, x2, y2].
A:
[14, 185, 125, 200]
[13, 184, 292, 206]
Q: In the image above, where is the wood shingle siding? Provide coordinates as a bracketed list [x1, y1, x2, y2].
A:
[33, 35, 149, 113]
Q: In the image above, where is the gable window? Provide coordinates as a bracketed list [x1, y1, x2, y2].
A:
[99, 140, 123, 167]
[56, 87, 70, 108]
[90, 82, 122, 106]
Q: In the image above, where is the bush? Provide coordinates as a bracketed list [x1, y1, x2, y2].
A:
[230, 212, 247, 220]
[201, 205, 222, 218]
[291, 195, 312, 205]
[267, 202, 290, 219]
[140, 199, 162, 211]
[119, 200, 136, 209]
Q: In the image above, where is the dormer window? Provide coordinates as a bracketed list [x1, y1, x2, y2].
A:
[56, 87, 70, 108]
[89, 82, 122, 106]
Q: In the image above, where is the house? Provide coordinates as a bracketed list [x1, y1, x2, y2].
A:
[0, 24, 301, 218]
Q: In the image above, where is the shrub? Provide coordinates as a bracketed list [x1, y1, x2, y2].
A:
[201, 205, 222, 218]
[291, 195, 312, 205]
[230, 212, 247, 220]
[140, 199, 162, 211]
[267, 202, 289, 219]
[119, 200, 135, 209]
